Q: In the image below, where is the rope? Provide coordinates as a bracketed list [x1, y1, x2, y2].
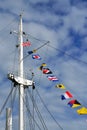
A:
[0, 86, 14, 115]
[23, 32, 49, 43]
[11, 84, 18, 109]
[22, 41, 49, 61]
[35, 88, 64, 130]
[25, 89, 35, 130]
[19, 88, 43, 130]
[28, 88, 49, 130]
[48, 44, 87, 66]
[0, 17, 17, 36]
[31, 88, 35, 130]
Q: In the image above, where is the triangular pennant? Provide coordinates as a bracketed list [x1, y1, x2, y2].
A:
[77, 107, 87, 115]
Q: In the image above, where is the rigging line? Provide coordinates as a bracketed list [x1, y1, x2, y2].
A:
[0, 86, 14, 115]
[24, 33, 49, 43]
[0, 17, 18, 45]
[36, 41, 50, 50]
[7, 48, 17, 72]
[28, 88, 49, 130]
[10, 84, 18, 130]
[24, 90, 32, 130]
[19, 88, 43, 130]
[48, 44, 87, 66]
[31, 88, 35, 130]
[0, 17, 17, 34]
[59, 81, 87, 108]
[0, 32, 12, 47]
[46, 45, 87, 107]
[56, 76, 87, 107]
[35, 88, 64, 130]
[11, 47, 18, 74]
[37, 43, 49, 87]
[25, 89, 35, 130]
[22, 41, 49, 61]
[11, 84, 18, 110]
[27, 88, 47, 130]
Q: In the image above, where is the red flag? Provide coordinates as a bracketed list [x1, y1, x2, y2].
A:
[42, 68, 52, 74]
[22, 41, 31, 47]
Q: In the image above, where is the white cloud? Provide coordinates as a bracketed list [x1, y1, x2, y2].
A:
[0, 0, 87, 130]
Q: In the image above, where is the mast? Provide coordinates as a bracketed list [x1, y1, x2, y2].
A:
[18, 14, 24, 130]
[8, 14, 33, 130]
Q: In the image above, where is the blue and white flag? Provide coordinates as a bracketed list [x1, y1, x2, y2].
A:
[32, 54, 41, 60]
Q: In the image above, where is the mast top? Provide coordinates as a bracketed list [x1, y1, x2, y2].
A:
[19, 10, 24, 17]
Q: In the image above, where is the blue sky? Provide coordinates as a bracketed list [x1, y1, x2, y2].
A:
[0, 0, 87, 130]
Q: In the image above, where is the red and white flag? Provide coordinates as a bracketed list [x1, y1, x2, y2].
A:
[47, 75, 59, 81]
[61, 91, 73, 100]
[22, 41, 31, 47]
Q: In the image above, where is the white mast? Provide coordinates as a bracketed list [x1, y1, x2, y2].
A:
[8, 14, 33, 130]
[18, 14, 24, 130]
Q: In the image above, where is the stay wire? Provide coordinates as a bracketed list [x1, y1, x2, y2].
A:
[35, 88, 64, 130]
[0, 85, 14, 115]
[24, 91, 33, 130]
[11, 47, 18, 74]
[22, 41, 49, 61]
[48, 44, 87, 101]
[25, 89, 35, 130]
[0, 17, 17, 34]
[23, 32, 49, 43]
[10, 85, 18, 130]
[11, 84, 18, 110]
[28, 88, 49, 130]
[48, 44, 87, 66]
[32, 88, 35, 130]
[34, 40, 50, 87]
[0, 17, 18, 46]
[19, 88, 43, 130]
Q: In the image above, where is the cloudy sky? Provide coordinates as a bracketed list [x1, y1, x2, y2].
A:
[0, 0, 87, 130]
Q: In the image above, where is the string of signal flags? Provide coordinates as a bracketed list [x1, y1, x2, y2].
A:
[38, 63, 87, 115]
[22, 40, 87, 115]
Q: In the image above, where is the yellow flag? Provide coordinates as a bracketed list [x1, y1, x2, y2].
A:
[55, 84, 65, 89]
[39, 63, 47, 71]
[41, 63, 47, 67]
[77, 107, 87, 115]
[33, 49, 37, 53]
